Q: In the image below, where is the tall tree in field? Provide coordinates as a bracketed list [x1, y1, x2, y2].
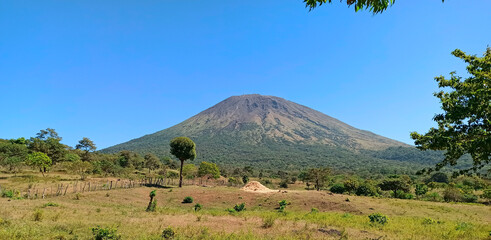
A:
[28, 128, 68, 164]
[26, 152, 52, 176]
[411, 48, 490, 176]
[170, 137, 196, 187]
[304, 0, 444, 13]
[76, 137, 97, 162]
[144, 153, 161, 173]
[0, 139, 28, 173]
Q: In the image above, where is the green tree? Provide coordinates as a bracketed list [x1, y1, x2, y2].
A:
[379, 176, 411, 196]
[411, 48, 490, 176]
[26, 152, 52, 176]
[198, 161, 220, 179]
[144, 153, 161, 173]
[76, 137, 96, 161]
[182, 164, 197, 179]
[69, 160, 93, 180]
[28, 128, 68, 164]
[304, 0, 444, 14]
[0, 139, 28, 173]
[307, 167, 331, 191]
[170, 137, 197, 187]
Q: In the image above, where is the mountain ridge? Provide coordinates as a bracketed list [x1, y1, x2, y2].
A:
[101, 94, 436, 173]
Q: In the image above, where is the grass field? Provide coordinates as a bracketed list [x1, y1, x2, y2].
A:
[0, 173, 490, 240]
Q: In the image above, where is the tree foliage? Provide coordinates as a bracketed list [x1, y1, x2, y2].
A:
[304, 0, 445, 14]
[76, 137, 96, 161]
[144, 153, 161, 172]
[306, 167, 331, 191]
[198, 161, 220, 179]
[26, 152, 52, 176]
[170, 137, 197, 187]
[411, 48, 491, 176]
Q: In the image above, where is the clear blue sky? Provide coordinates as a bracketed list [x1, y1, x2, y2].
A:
[1, 0, 490, 149]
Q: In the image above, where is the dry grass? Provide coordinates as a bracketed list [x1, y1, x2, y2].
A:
[0, 173, 490, 239]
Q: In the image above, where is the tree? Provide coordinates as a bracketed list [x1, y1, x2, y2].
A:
[76, 137, 96, 162]
[170, 137, 197, 187]
[427, 172, 449, 184]
[411, 48, 490, 176]
[69, 160, 93, 180]
[198, 161, 220, 179]
[379, 176, 411, 195]
[28, 128, 68, 164]
[306, 167, 331, 191]
[304, 0, 445, 14]
[182, 164, 197, 179]
[144, 153, 161, 173]
[26, 152, 52, 176]
[0, 139, 28, 173]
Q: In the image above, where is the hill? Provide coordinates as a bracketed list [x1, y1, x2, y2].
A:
[102, 94, 448, 174]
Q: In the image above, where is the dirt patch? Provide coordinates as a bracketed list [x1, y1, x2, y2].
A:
[241, 181, 275, 193]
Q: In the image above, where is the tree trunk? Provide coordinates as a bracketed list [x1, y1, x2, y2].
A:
[179, 159, 184, 187]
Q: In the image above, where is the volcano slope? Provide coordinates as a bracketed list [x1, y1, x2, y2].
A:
[102, 94, 450, 173]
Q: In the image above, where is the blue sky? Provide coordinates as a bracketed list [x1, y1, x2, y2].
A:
[1, 0, 490, 149]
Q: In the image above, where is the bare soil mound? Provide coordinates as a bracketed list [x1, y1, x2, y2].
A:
[241, 181, 275, 193]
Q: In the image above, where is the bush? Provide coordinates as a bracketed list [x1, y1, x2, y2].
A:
[233, 203, 246, 212]
[92, 226, 121, 240]
[194, 203, 202, 212]
[330, 183, 345, 194]
[42, 202, 59, 208]
[1, 189, 15, 198]
[393, 190, 414, 199]
[182, 196, 193, 203]
[162, 227, 175, 239]
[462, 194, 478, 203]
[443, 188, 463, 202]
[242, 176, 249, 184]
[424, 192, 443, 202]
[278, 200, 289, 212]
[356, 183, 378, 197]
[415, 184, 428, 196]
[33, 209, 43, 222]
[279, 179, 288, 188]
[262, 215, 276, 228]
[368, 213, 388, 225]
[482, 189, 491, 200]
[343, 179, 359, 194]
[427, 172, 449, 184]
[310, 208, 319, 213]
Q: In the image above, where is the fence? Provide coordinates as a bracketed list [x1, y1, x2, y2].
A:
[0, 176, 230, 200]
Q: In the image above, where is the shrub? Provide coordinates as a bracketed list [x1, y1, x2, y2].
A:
[424, 192, 443, 202]
[279, 179, 288, 188]
[482, 189, 491, 200]
[146, 190, 157, 212]
[233, 203, 246, 212]
[33, 209, 43, 222]
[194, 203, 202, 212]
[92, 226, 121, 240]
[443, 187, 463, 202]
[1, 189, 15, 198]
[228, 177, 242, 185]
[343, 179, 359, 194]
[393, 190, 413, 199]
[415, 184, 429, 196]
[182, 196, 193, 203]
[278, 200, 289, 212]
[242, 175, 249, 184]
[330, 183, 345, 194]
[422, 218, 437, 225]
[462, 194, 478, 203]
[310, 208, 319, 213]
[161, 227, 175, 239]
[74, 193, 82, 200]
[42, 202, 59, 208]
[427, 172, 449, 184]
[262, 215, 276, 228]
[368, 213, 388, 225]
[356, 183, 378, 197]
